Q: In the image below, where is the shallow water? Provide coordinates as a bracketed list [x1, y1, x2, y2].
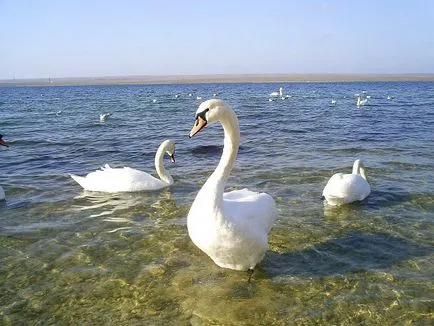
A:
[0, 82, 433, 324]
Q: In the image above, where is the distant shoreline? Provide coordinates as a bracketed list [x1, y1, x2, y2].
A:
[1, 73, 434, 87]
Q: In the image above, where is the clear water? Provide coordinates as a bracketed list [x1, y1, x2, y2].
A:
[0, 82, 433, 324]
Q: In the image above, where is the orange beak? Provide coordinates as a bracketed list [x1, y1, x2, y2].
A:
[189, 116, 207, 138]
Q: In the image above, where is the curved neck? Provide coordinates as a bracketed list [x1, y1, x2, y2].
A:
[202, 109, 240, 198]
[155, 146, 173, 185]
[352, 160, 367, 181]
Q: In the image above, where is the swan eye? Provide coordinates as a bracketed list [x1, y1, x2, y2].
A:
[195, 108, 209, 122]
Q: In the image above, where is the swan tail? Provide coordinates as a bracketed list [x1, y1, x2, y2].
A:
[70, 174, 88, 189]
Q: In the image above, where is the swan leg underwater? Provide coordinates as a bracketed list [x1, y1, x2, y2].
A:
[70, 139, 175, 192]
[322, 159, 371, 206]
[187, 99, 277, 278]
[0, 134, 10, 201]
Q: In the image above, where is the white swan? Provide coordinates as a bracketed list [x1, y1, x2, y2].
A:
[270, 87, 283, 97]
[71, 140, 176, 192]
[187, 99, 277, 271]
[322, 159, 371, 206]
[0, 134, 9, 201]
[357, 96, 367, 106]
[99, 113, 111, 122]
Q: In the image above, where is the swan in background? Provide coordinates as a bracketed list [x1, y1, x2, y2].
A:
[270, 87, 283, 97]
[387, 95, 393, 100]
[331, 99, 337, 105]
[71, 139, 176, 193]
[196, 96, 202, 100]
[0, 134, 9, 201]
[357, 96, 367, 106]
[99, 113, 111, 122]
[188, 99, 277, 274]
[322, 159, 371, 206]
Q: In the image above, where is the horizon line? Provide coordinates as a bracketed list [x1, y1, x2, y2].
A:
[2, 72, 434, 86]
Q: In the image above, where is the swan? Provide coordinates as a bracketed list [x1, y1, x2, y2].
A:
[357, 96, 367, 106]
[99, 113, 111, 122]
[0, 134, 9, 201]
[187, 99, 277, 272]
[331, 99, 337, 105]
[322, 159, 371, 206]
[269, 87, 283, 97]
[70, 139, 176, 192]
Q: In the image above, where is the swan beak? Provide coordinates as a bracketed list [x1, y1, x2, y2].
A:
[189, 116, 207, 138]
[170, 153, 175, 163]
[0, 138, 9, 147]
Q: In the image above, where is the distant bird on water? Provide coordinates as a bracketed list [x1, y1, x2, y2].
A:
[356, 96, 367, 107]
[100, 113, 111, 122]
[0, 134, 10, 201]
[270, 87, 283, 97]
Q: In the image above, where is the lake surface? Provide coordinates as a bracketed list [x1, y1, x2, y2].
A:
[0, 82, 433, 324]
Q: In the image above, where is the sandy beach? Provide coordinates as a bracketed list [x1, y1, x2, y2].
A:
[1, 73, 434, 87]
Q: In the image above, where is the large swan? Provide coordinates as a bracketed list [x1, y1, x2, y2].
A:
[269, 87, 283, 97]
[187, 99, 277, 272]
[71, 139, 175, 192]
[322, 159, 371, 206]
[0, 134, 9, 201]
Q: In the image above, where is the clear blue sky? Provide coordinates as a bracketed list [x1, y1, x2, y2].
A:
[1, 0, 433, 79]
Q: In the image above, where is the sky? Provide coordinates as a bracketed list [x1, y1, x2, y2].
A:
[1, 0, 433, 79]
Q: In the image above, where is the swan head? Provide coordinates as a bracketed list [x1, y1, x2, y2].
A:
[0, 134, 9, 147]
[189, 99, 233, 138]
[161, 139, 176, 163]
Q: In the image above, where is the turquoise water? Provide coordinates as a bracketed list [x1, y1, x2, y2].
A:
[0, 82, 433, 324]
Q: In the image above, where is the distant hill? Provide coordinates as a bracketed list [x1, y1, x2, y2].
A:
[1, 73, 434, 86]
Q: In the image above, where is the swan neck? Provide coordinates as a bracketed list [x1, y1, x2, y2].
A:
[207, 111, 240, 189]
[353, 160, 367, 181]
[155, 146, 173, 185]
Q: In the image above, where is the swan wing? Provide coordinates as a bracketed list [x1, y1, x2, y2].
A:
[223, 188, 277, 233]
[71, 166, 167, 192]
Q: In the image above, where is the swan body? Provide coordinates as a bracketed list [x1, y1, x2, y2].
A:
[270, 87, 283, 97]
[188, 99, 277, 271]
[71, 140, 175, 193]
[357, 96, 367, 106]
[99, 113, 111, 122]
[322, 159, 371, 206]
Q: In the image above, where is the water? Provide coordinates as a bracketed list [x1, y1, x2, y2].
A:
[0, 82, 433, 324]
